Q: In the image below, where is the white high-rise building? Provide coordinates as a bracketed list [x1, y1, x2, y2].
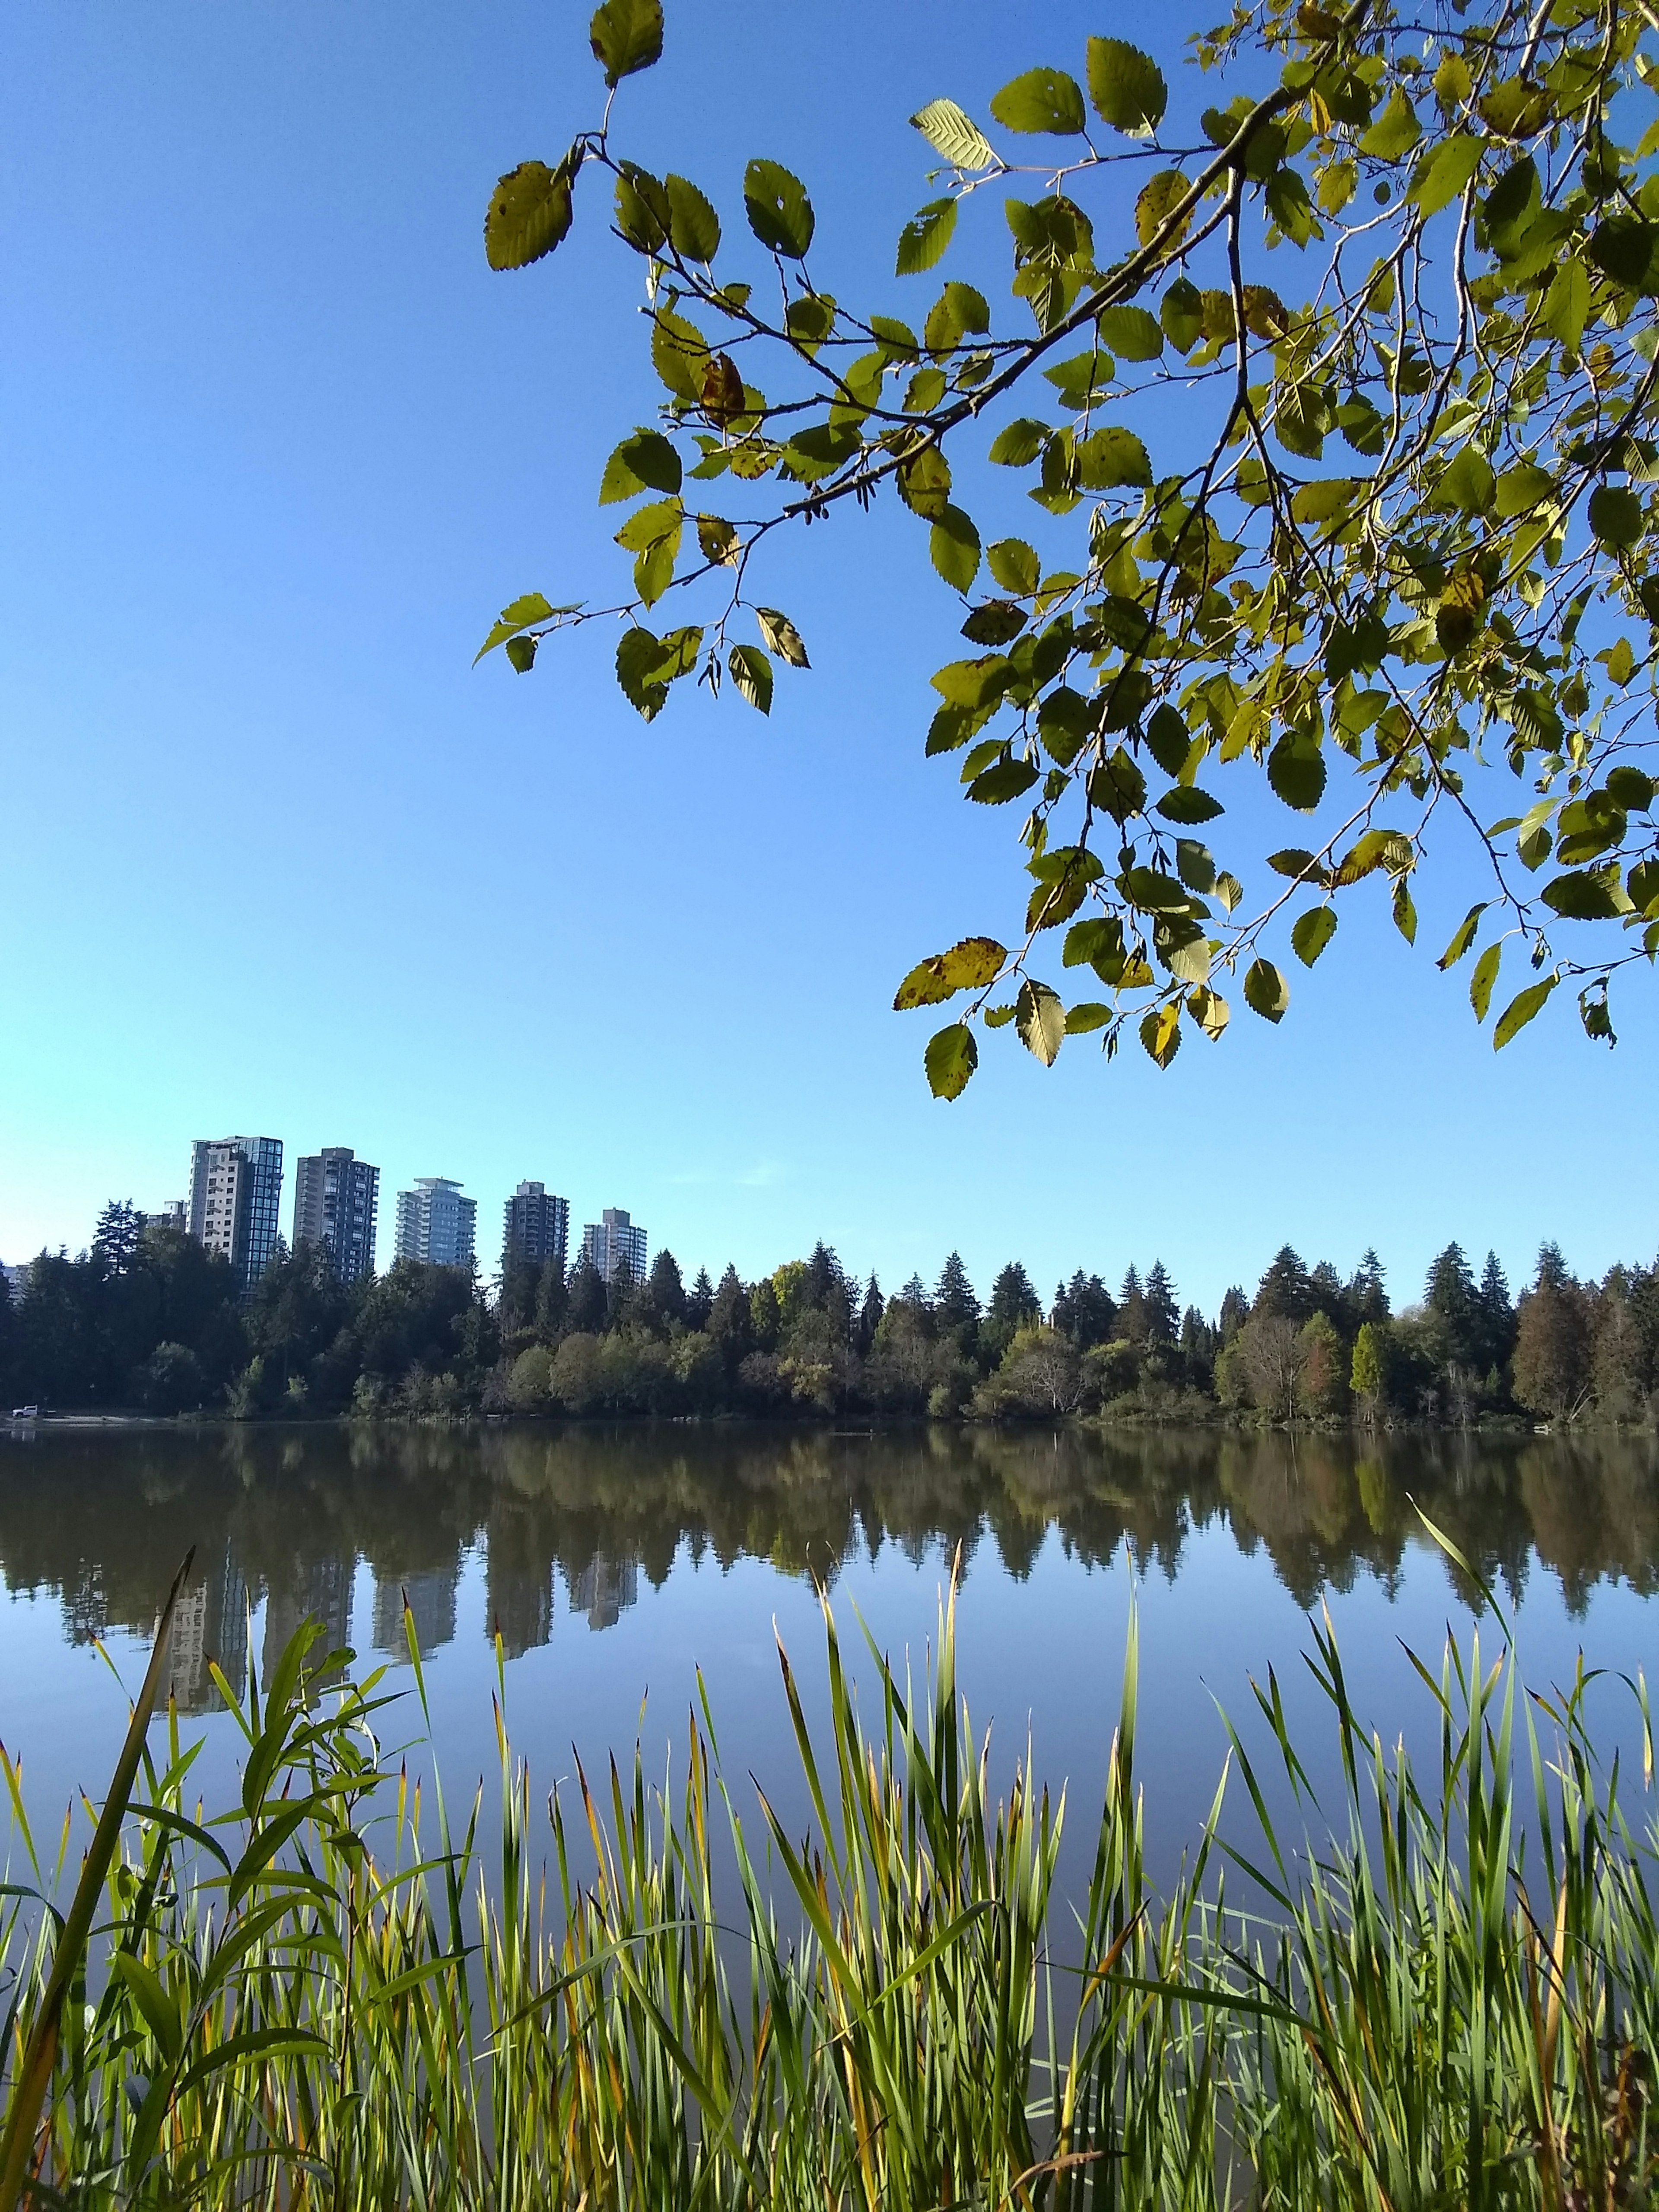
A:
[580, 1207, 647, 1285]
[188, 1136, 284, 1294]
[393, 1178, 477, 1268]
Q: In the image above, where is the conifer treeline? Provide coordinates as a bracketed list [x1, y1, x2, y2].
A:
[4, 1203, 1655, 1426]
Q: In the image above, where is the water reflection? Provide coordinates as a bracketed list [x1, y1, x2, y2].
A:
[0, 1423, 1653, 1710]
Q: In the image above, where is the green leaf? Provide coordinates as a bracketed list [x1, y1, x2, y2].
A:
[1589, 215, 1659, 294]
[1543, 256, 1589, 350]
[987, 537, 1040, 592]
[910, 98, 997, 169]
[1187, 984, 1229, 1040]
[960, 598, 1027, 645]
[1606, 764, 1655, 810]
[1094, 305, 1163, 361]
[665, 173, 721, 261]
[1358, 89, 1421, 161]
[1589, 484, 1643, 549]
[1088, 746, 1146, 823]
[728, 643, 773, 714]
[1408, 132, 1482, 217]
[505, 635, 537, 673]
[1492, 974, 1556, 1049]
[475, 591, 558, 664]
[1075, 425, 1151, 489]
[988, 419, 1048, 467]
[895, 936, 1007, 1009]
[615, 623, 700, 718]
[925, 1022, 978, 1099]
[896, 198, 957, 275]
[744, 160, 814, 256]
[1267, 732, 1326, 811]
[1290, 906, 1337, 966]
[899, 444, 953, 516]
[1155, 785, 1223, 823]
[614, 163, 670, 251]
[1494, 463, 1554, 517]
[1434, 445, 1495, 515]
[1140, 1001, 1182, 1066]
[1437, 902, 1487, 969]
[968, 754, 1040, 804]
[1243, 959, 1290, 1023]
[651, 308, 709, 402]
[1016, 978, 1066, 1063]
[756, 607, 810, 667]
[989, 68, 1086, 135]
[485, 159, 575, 271]
[1469, 940, 1501, 1021]
[1392, 875, 1417, 944]
[1542, 868, 1627, 919]
[1065, 1000, 1112, 1033]
[588, 0, 662, 85]
[600, 429, 683, 503]
[1138, 175, 1193, 254]
[1085, 38, 1166, 135]
[930, 504, 982, 590]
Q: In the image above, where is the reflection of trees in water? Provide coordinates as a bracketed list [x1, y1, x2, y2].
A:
[0, 1424, 1653, 1703]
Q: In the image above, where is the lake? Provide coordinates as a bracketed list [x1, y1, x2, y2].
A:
[1, 1420, 1655, 1894]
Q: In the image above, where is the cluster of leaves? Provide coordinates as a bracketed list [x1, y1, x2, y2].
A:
[479, 0, 1659, 1094]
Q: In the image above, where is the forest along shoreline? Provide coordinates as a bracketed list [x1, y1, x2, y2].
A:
[3, 1208, 1653, 1430]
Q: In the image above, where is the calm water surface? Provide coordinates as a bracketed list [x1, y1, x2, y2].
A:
[1, 1421, 1655, 1889]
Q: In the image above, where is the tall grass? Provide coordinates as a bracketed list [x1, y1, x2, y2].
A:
[1, 1542, 1654, 2210]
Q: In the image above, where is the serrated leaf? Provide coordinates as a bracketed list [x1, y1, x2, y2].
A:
[665, 173, 721, 260]
[588, 0, 662, 86]
[1409, 132, 1482, 217]
[895, 936, 1007, 1009]
[474, 591, 558, 664]
[1493, 974, 1556, 1048]
[1140, 1001, 1182, 1067]
[1214, 871, 1243, 913]
[1243, 959, 1290, 1023]
[987, 537, 1040, 594]
[1542, 868, 1627, 919]
[1589, 484, 1643, 548]
[896, 198, 957, 276]
[925, 1022, 978, 1099]
[1290, 906, 1337, 966]
[1086, 38, 1167, 135]
[1358, 88, 1420, 161]
[505, 635, 537, 673]
[960, 598, 1026, 645]
[990, 67, 1085, 135]
[615, 623, 701, 720]
[744, 159, 814, 256]
[910, 98, 997, 170]
[1065, 1000, 1112, 1033]
[1543, 256, 1589, 350]
[1437, 902, 1487, 969]
[1187, 985, 1229, 1039]
[1155, 785, 1223, 823]
[1095, 305, 1163, 361]
[485, 159, 575, 271]
[899, 444, 954, 516]
[1267, 734, 1326, 812]
[930, 504, 981, 590]
[600, 429, 682, 503]
[1392, 876, 1417, 944]
[728, 643, 772, 714]
[651, 308, 710, 402]
[1075, 425, 1151, 489]
[1137, 173, 1192, 253]
[756, 607, 810, 667]
[1469, 940, 1502, 1021]
[696, 512, 740, 564]
[988, 419, 1048, 467]
[968, 754, 1040, 804]
[1016, 978, 1067, 1064]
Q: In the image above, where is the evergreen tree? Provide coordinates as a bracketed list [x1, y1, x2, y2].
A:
[1474, 1250, 1516, 1375]
[1307, 1260, 1351, 1336]
[91, 1201, 145, 1278]
[605, 1252, 638, 1331]
[897, 1273, 931, 1311]
[706, 1265, 751, 1358]
[801, 1242, 843, 1313]
[534, 1259, 568, 1338]
[1217, 1286, 1250, 1342]
[1351, 1321, 1385, 1418]
[1425, 1243, 1481, 1371]
[934, 1252, 980, 1339]
[646, 1249, 687, 1326]
[856, 1273, 884, 1355]
[1117, 1264, 1147, 1344]
[1143, 1261, 1179, 1344]
[986, 1263, 1039, 1328]
[1349, 1247, 1390, 1323]
[1052, 1271, 1117, 1349]
[565, 1255, 608, 1335]
[1535, 1240, 1571, 1293]
[1254, 1246, 1313, 1323]
[685, 1267, 714, 1332]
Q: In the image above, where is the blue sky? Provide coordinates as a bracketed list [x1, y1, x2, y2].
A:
[2, 0, 1652, 1314]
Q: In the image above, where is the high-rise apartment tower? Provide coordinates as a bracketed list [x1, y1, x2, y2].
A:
[188, 1137, 284, 1294]
[292, 1148, 380, 1284]
[393, 1178, 477, 1268]
[502, 1181, 569, 1277]
[580, 1207, 647, 1286]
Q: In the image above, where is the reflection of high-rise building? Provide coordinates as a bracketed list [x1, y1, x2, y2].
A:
[262, 1554, 353, 1689]
[169, 1545, 250, 1715]
[580, 1208, 647, 1286]
[502, 1182, 569, 1278]
[571, 1550, 638, 1631]
[486, 1547, 554, 1659]
[292, 1148, 380, 1284]
[372, 1567, 459, 1662]
[393, 1179, 477, 1269]
[189, 1136, 284, 1294]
